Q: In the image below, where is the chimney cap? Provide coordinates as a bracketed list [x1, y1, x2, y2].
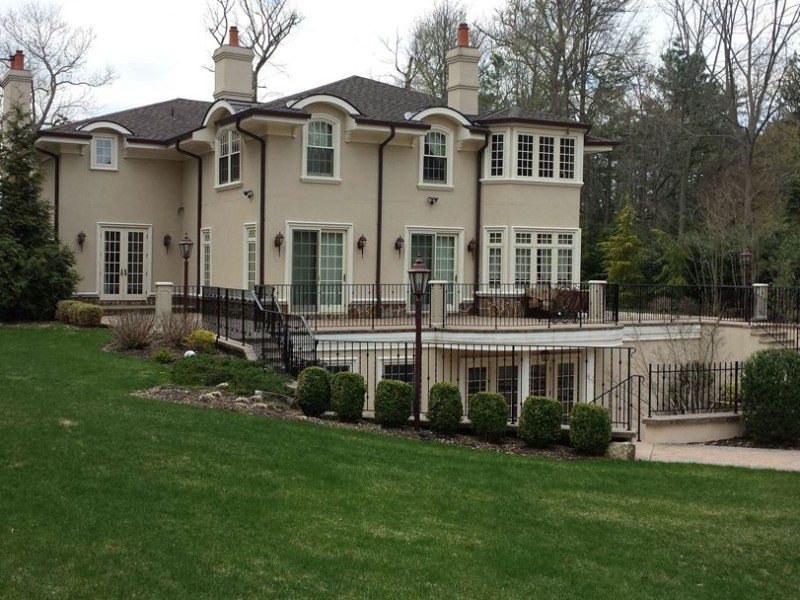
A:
[229, 25, 240, 47]
[456, 23, 469, 47]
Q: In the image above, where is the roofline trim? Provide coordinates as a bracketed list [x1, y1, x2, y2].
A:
[287, 94, 362, 116]
[585, 138, 621, 147]
[202, 100, 237, 126]
[76, 120, 134, 135]
[34, 131, 92, 142]
[407, 106, 473, 127]
[353, 116, 430, 130]
[476, 116, 589, 130]
[215, 106, 311, 126]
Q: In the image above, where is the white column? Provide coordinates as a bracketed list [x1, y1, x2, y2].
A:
[588, 280, 607, 322]
[753, 283, 768, 321]
[519, 352, 531, 409]
[155, 282, 174, 320]
[429, 280, 447, 328]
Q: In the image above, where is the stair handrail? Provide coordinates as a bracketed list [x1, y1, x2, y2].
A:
[758, 290, 800, 351]
[252, 286, 317, 374]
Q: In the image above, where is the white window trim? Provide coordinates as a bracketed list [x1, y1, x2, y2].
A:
[480, 226, 508, 288]
[215, 129, 242, 189]
[486, 128, 583, 185]
[301, 114, 342, 183]
[200, 228, 212, 287]
[510, 226, 581, 286]
[404, 226, 465, 286]
[90, 135, 118, 171]
[243, 223, 258, 290]
[95, 222, 152, 300]
[483, 128, 510, 180]
[418, 126, 454, 190]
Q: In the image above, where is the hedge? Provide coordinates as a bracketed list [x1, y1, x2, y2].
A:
[375, 379, 413, 427]
[427, 382, 463, 433]
[331, 371, 366, 422]
[296, 366, 331, 417]
[569, 403, 612, 455]
[468, 392, 507, 442]
[58, 301, 102, 327]
[741, 349, 800, 443]
[55, 299, 79, 322]
[518, 396, 562, 447]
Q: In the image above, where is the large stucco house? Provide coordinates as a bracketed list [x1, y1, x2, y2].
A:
[2, 25, 786, 443]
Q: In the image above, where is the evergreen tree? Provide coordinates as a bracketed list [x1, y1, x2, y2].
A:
[0, 106, 77, 321]
[599, 199, 645, 283]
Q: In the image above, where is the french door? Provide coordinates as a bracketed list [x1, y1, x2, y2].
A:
[291, 229, 346, 311]
[410, 232, 458, 308]
[100, 226, 150, 301]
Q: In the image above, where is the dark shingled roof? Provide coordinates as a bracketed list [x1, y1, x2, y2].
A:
[476, 105, 587, 129]
[41, 98, 212, 143]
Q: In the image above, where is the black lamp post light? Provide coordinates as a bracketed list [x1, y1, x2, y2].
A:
[178, 234, 193, 309]
[408, 254, 431, 430]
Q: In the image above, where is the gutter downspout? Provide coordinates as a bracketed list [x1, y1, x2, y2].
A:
[236, 119, 267, 286]
[36, 147, 60, 239]
[175, 140, 203, 287]
[473, 132, 490, 313]
[376, 125, 396, 318]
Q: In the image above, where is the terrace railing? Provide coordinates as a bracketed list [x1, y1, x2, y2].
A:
[617, 284, 755, 323]
[758, 286, 800, 350]
[648, 361, 740, 416]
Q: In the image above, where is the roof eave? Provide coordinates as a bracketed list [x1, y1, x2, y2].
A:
[476, 117, 589, 130]
[216, 106, 311, 126]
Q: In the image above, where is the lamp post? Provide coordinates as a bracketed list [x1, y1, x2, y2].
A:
[178, 234, 193, 311]
[740, 248, 752, 287]
[408, 255, 431, 430]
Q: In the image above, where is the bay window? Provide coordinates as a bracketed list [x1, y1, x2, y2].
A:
[559, 138, 575, 179]
[489, 132, 505, 177]
[538, 136, 554, 178]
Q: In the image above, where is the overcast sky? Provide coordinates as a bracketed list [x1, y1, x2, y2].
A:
[0, 0, 671, 115]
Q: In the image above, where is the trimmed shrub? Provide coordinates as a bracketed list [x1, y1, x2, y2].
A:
[230, 367, 292, 397]
[160, 312, 200, 348]
[375, 379, 413, 427]
[518, 396, 563, 447]
[742, 349, 800, 443]
[55, 300, 79, 322]
[468, 392, 508, 442]
[151, 348, 176, 364]
[296, 366, 331, 417]
[109, 311, 157, 349]
[427, 382, 463, 433]
[71, 303, 103, 327]
[185, 329, 216, 353]
[331, 371, 366, 422]
[569, 403, 612, 455]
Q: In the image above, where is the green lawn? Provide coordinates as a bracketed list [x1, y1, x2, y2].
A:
[2, 326, 800, 599]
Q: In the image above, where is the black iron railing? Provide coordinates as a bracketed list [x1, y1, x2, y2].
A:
[648, 361, 740, 416]
[617, 284, 754, 323]
[758, 286, 800, 350]
[253, 285, 317, 376]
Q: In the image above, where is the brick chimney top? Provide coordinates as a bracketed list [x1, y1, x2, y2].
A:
[456, 23, 469, 47]
[229, 26, 239, 47]
[9, 50, 24, 71]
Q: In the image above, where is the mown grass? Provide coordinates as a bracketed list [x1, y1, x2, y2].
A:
[1, 325, 799, 599]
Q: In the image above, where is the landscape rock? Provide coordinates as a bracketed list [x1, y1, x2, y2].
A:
[199, 391, 222, 403]
[606, 442, 636, 461]
[251, 403, 267, 409]
[234, 402, 249, 410]
[216, 382, 230, 389]
[235, 396, 249, 404]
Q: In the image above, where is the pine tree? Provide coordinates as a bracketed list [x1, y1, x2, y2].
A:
[0, 106, 77, 321]
[599, 200, 645, 283]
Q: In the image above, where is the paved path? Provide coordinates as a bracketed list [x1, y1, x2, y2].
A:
[635, 442, 800, 472]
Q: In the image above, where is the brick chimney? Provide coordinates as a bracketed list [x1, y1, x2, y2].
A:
[212, 26, 255, 102]
[445, 24, 481, 115]
[2, 50, 33, 122]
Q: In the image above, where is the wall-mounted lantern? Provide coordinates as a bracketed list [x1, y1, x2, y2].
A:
[394, 236, 405, 256]
[76, 231, 86, 252]
[427, 196, 439, 206]
[274, 231, 285, 256]
[243, 189, 255, 200]
[467, 238, 477, 254]
[163, 233, 172, 253]
[357, 234, 367, 258]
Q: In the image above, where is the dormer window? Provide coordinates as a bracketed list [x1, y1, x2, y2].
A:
[302, 116, 340, 182]
[420, 129, 452, 187]
[90, 135, 117, 171]
[216, 130, 241, 186]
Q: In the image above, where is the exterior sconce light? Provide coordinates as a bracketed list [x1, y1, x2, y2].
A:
[467, 239, 477, 254]
[76, 231, 86, 252]
[427, 196, 439, 206]
[274, 231, 285, 256]
[163, 233, 172, 252]
[394, 236, 405, 256]
[357, 234, 367, 257]
[243, 189, 255, 200]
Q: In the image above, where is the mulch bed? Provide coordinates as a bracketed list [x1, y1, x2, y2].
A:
[134, 384, 595, 461]
[704, 437, 800, 451]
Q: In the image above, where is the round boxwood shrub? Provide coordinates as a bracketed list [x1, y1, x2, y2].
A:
[427, 382, 463, 433]
[468, 392, 508, 442]
[375, 379, 413, 427]
[72, 303, 103, 327]
[295, 366, 331, 417]
[55, 299, 79, 322]
[331, 371, 366, 422]
[518, 396, 563, 447]
[185, 329, 216, 353]
[569, 403, 612, 455]
[741, 349, 800, 443]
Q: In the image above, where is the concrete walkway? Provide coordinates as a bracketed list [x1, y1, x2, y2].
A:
[635, 442, 800, 472]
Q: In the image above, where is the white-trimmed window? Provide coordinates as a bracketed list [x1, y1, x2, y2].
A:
[201, 229, 212, 287]
[489, 132, 505, 177]
[514, 232, 533, 286]
[516, 133, 534, 177]
[487, 230, 504, 288]
[559, 138, 575, 179]
[244, 224, 257, 290]
[91, 136, 117, 170]
[538, 136, 554, 178]
[556, 233, 574, 285]
[216, 130, 241, 186]
[511, 230, 578, 286]
[303, 116, 340, 180]
[421, 129, 451, 186]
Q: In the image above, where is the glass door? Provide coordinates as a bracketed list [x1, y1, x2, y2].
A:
[291, 229, 345, 312]
[319, 232, 344, 310]
[410, 233, 458, 309]
[101, 226, 149, 301]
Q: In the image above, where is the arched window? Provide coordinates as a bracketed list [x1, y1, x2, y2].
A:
[216, 130, 241, 186]
[421, 130, 451, 185]
[305, 119, 335, 177]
